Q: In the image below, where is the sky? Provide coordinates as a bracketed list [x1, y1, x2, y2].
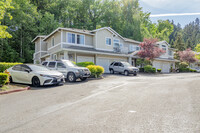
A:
[139, 0, 200, 27]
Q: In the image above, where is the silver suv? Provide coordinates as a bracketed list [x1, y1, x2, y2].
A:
[109, 61, 139, 76]
[41, 60, 91, 82]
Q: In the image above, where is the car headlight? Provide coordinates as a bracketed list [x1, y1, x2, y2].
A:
[78, 69, 83, 73]
[40, 74, 52, 78]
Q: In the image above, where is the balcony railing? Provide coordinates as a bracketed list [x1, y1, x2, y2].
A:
[113, 47, 129, 54]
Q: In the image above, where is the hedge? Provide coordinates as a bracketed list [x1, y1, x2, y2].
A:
[0, 62, 22, 72]
[144, 65, 156, 73]
[87, 65, 104, 78]
[76, 62, 95, 67]
[0, 73, 9, 87]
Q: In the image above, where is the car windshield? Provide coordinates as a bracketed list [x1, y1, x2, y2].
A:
[122, 62, 132, 67]
[29, 65, 50, 71]
[63, 60, 77, 67]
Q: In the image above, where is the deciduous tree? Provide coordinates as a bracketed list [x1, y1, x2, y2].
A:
[178, 48, 198, 64]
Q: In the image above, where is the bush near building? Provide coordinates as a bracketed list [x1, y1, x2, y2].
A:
[87, 65, 104, 78]
[144, 65, 156, 73]
[76, 62, 95, 67]
[157, 69, 162, 73]
[0, 62, 22, 72]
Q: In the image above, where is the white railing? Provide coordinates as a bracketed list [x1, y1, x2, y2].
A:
[113, 47, 129, 54]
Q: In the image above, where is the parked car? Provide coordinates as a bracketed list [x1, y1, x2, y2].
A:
[7, 64, 65, 87]
[109, 61, 139, 76]
[41, 60, 91, 82]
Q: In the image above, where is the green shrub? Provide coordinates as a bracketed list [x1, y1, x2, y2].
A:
[76, 62, 95, 67]
[0, 73, 9, 87]
[87, 65, 104, 78]
[144, 65, 156, 73]
[139, 68, 144, 72]
[152, 67, 156, 73]
[179, 67, 190, 72]
[0, 62, 22, 72]
[189, 69, 197, 72]
[157, 69, 162, 73]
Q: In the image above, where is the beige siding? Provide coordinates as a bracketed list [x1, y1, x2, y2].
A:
[96, 29, 113, 50]
[34, 39, 40, 52]
[46, 31, 61, 49]
[97, 54, 128, 61]
[41, 41, 47, 51]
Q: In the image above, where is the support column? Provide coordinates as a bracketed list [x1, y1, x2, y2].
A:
[74, 52, 77, 63]
[64, 51, 69, 60]
[128, 57, 132, 65]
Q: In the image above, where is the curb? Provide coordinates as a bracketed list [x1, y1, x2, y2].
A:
[0, 86, 31, 95]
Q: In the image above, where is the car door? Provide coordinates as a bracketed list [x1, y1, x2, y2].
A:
[113, 62, 119, 72]
[47, 61, 57, 70]
[19, 65, 32, 84]
[10, 65, 22, 82]
[56, 62, 67, 77]
[118, 63, 124, 73]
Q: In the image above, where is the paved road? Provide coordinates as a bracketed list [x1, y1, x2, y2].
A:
[0, 73, 200, 133]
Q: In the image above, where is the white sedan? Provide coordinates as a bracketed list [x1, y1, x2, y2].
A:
[7, 64, 65, 87]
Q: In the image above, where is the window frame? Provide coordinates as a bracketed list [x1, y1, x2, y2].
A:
[105, 37, 112, 46]
[57, 62, 66, 69]
[48, 62, 56, 68]
[67, 32, 76, 44]
[77, 34, 85, 45]
[51, 37, 55, 47]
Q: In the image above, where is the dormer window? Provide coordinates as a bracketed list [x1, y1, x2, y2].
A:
[162, 45, 166, 52]
[106, 38, 111, 45]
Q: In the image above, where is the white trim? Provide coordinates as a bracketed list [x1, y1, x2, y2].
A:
[32, 35, 46, 42]
[34, 51, 48, 55]
[95, 48, 113, 52]
[48, 43, 61, 50]
[105, 37, 112, 46]
[61, 29, 63, 43]
[51, 36, 55, 47]
[62, 43, 93, 48]
[41, 53, 50, 58]
[60, 28, 94, 35]
[67, 32, 76, 44]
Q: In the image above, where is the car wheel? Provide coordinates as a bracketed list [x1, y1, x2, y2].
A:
[133, 73, 137, 76]
[67, 72, 76, 82]
[110, 69, 114, 74]
[80, 77, 87, 81]
[124, 70, 129, 76]
[32, 76, 40, 87]
[9, 76, 13, 83]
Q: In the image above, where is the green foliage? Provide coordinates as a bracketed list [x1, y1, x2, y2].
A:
[86, 65, 104, 78]
[189, 69, 196, 72]
[0, 62, 22, 72]
[76, 62, 95, 67]
[136, 59, 151, 67]
[178, 62, 190, 72]
[0, 73, 9, 87]
[157, 69, 162, 73]
[144, 65, 156, 73]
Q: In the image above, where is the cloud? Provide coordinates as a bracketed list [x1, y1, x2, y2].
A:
[150, 13, 200, 17]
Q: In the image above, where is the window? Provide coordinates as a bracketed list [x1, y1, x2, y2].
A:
[21, 65, 31, 72]
[48, 62, 56, 68]
[77, 35, 84, 45]
[114, 39, 120, 47]
[114, 62, 119, 66]
[42, 62, 48, 66]
[67, 33, 75, 44]
[51, 37, 54, 46]
[168, 50, 172, 56]
[129, 45, 140, 51]
[136, 46, 140, 51]
[57, 62, 66, 68]
[120, 43, 123, 48]
[106, 38, 111, 45]
[12, 65, 21, 71]
[162, 45, 166, 52]
[119, 63, 124, 67]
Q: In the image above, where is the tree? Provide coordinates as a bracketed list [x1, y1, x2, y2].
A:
[174, 33, 186, 51]
[138, 38, 165, 63]
[0, 0, 14, 38]
[178, 48, 198, 64]
[195, 44, 200, 60]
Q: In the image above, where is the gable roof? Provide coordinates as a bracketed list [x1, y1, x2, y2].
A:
[31, 35, 46, 43]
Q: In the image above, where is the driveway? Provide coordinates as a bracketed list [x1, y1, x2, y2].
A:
[0, 73, 200, 133]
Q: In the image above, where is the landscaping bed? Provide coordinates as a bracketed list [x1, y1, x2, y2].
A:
[0, 84, 30, 95]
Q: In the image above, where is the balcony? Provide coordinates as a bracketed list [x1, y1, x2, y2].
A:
[113, 46, 129, 54]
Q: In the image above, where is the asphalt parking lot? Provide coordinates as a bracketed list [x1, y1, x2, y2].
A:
[0, 73, 200, 133]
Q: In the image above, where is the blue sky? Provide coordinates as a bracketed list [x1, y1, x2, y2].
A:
[139, 0, 200, 27]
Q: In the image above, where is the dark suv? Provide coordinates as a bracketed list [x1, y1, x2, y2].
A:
[109, 61, 139, 76]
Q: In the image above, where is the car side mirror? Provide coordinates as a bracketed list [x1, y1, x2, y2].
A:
[25, 69, 30, 73]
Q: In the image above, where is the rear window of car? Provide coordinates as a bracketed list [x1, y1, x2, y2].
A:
[12, 65, 22, 71]
[48, 62, 56, 68]
[57, 62, 66, 68]
[42, 62, 48, 66]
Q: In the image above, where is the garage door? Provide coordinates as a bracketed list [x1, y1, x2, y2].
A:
[77, 56, 94, 63]
[96, 57, 127, 73]
[153, 61, 170, 73]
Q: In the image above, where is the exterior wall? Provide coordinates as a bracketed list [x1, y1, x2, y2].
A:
[159, 42, 169, 59]
[34, 38, 40, 53]
[62, 31, 94, 47]
[46, 31, 61, 49]
[41, 41, 47, 51]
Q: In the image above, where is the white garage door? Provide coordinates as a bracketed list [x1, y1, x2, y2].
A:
[96, 57, 127, 73]
[153, 61, 170, 73]
[77, 56, 94, 63]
